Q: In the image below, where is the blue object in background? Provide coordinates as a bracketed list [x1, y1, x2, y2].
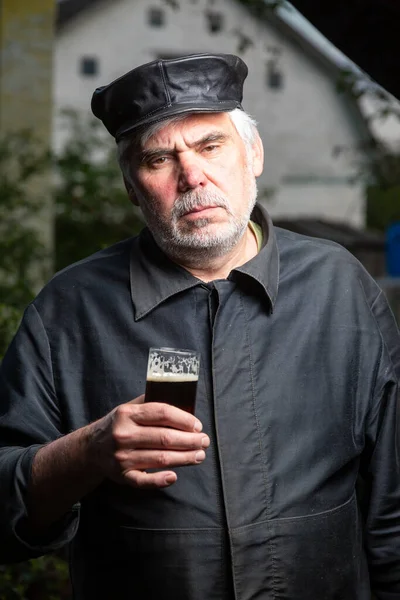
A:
[386, 222, 400, 277]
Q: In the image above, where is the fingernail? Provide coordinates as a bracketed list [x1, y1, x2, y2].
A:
[195, 450, 206, 463]
[201, 436, 210, 448]
[194, 420, 203, 432]
[165, 474, 176, 485]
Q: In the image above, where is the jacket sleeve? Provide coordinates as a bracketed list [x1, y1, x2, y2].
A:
[0, 303, 79, 564]
[361, 290, 400, 599]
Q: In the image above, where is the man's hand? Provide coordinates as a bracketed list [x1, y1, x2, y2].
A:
[87, 395, 210, 489]
[26, 395, 210, 533]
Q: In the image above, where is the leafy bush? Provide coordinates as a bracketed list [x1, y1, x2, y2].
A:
[0, 131, 50, 356]
[54, 110, 143, 270]
[0, 553, 70, 600]
[367, 185, 400, 232]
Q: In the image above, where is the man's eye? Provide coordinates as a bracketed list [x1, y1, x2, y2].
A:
[148, 156, 169, 167]
[203, 145, 218, 153]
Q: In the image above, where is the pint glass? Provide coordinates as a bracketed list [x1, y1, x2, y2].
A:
[145, 348, 200, 414]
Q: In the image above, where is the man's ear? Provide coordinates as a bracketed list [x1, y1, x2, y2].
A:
[123, 176, 139, 206]
[251, 132, 264, 178]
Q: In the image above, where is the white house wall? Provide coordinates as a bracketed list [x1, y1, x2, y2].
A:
[54, 0, 366, 226]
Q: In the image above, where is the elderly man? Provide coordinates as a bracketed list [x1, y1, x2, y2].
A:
[0, 53, 399, 600]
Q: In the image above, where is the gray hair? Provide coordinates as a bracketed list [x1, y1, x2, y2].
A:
[117, 108, 259, 187]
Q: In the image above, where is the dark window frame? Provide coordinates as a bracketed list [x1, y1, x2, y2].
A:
[267, 61, 284, 90]
[148, 7, 165, 28]
[80, 56, 99, 77]
[206, 10, 224, 34]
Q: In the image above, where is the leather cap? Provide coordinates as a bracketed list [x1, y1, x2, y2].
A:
[91, 53, 248, 141]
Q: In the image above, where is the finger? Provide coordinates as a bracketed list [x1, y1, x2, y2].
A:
[132, 402, 203, 432]
[124, 470, 178, 489]
[120, 426, 210, 451]
[118, 448, 206, 471]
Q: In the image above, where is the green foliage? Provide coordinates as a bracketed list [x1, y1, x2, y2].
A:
[334, 136, 400, 232]
[54, 110, 143, 271]
[367, 185, 400, 232]
[0, 553, 71, 600]
[0, 131, 51, 357]
[364, 143, 400, 231]
[0, 130, 50, 304]
[0, 112, 144, 355]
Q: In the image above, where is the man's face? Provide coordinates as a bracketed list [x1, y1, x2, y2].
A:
[129, 112, 263, 264]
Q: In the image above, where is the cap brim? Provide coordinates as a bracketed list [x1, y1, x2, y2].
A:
[115, 101, 242, 141]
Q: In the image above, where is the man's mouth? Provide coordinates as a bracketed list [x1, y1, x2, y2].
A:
[183, 205, 221, 217]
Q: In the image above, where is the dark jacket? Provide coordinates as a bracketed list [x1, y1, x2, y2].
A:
[1, 205, 399, 599]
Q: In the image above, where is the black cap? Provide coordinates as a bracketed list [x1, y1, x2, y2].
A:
[91, 53, 248, 141]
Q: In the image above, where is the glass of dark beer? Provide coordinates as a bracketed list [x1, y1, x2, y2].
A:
[145, 348, 200, 414]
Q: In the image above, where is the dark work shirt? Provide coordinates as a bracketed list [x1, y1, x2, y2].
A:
[0, 204, 399, 600]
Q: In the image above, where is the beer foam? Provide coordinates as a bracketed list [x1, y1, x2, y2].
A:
[146, 373, 198, 383]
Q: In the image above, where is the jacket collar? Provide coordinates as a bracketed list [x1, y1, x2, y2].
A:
[130, 203, 279, 321]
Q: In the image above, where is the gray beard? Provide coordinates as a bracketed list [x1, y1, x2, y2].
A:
[141, 181, 258, 268]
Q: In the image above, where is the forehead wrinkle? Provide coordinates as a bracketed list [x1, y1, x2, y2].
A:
[145, 126, 233, 151]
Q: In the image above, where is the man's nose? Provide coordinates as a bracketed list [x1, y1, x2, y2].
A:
[177, 158, 206, 192]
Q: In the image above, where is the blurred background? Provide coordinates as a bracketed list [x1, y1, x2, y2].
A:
[0, 0, 399, 597]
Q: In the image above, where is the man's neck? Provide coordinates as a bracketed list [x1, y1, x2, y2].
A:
[177, 225, 258, 282]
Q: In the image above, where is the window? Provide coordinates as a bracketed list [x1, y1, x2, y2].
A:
[267, 61, 284, 90]
[80, 56, 99, 77]
[148, 7, 165, 27]
[206, 11, 224, 33]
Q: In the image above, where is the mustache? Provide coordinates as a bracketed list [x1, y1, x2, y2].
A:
[171, 190, 231, 219]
